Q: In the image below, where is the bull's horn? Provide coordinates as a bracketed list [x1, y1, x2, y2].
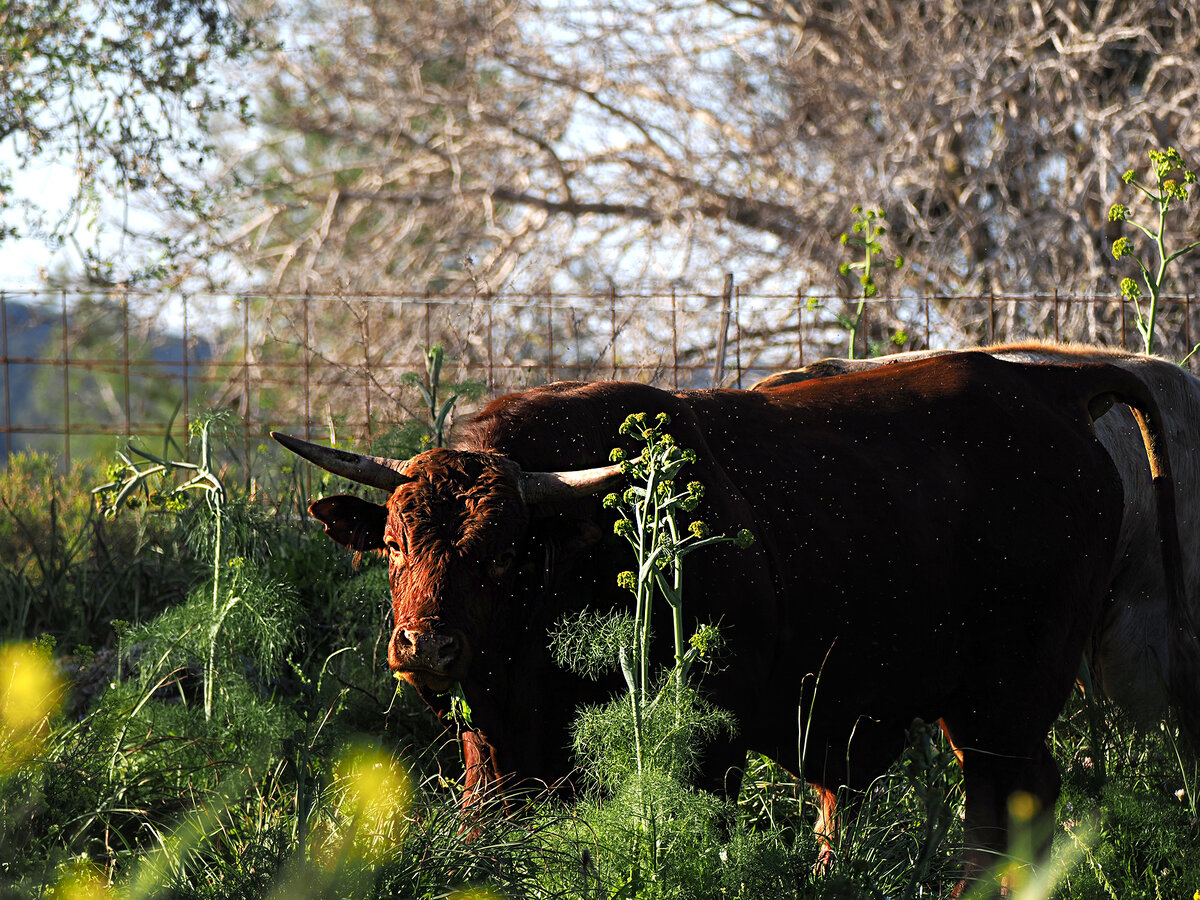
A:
[271, 432, 411, 491]
[519, 464, 625, 505]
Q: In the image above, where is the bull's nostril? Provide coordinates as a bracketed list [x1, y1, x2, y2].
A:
[435, 635, 460, 667]
[392, 628, 462, 673]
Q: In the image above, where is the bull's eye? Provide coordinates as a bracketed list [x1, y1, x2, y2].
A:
[490, 548, 517, 579]
[385, 538, 403, 559]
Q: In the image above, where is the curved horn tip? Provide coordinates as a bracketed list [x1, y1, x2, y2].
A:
[270, 430, 411, 491]
[519, 463, 625, 505]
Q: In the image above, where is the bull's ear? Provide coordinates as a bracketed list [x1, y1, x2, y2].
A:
[309, 495, 388, 551]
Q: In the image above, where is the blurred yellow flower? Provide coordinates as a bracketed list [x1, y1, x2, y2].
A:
[0, 642, 63, 773]
[322, 741, 413, 864]
[1007, 790, 1040, 823]
[48, 859, 108, 899]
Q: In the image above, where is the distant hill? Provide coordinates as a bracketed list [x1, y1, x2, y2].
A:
[2, 297, 212, 464]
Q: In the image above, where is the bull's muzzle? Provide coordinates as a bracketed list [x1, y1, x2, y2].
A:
[389, 627, 466, 692]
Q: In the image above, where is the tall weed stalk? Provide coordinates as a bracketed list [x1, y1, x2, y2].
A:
[1108, 146, 1200, 357]
[552, 412, 758, 893]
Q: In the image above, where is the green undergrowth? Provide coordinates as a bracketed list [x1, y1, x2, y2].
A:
[0, 419, 1197, 899]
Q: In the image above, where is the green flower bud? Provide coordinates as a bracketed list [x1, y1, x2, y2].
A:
[602, 493, 619, 509]
[614, 519, 634, 538]
[1107, 204, 1129, 222]
[609, 447, 626, 462]
[689, 623, 722, 656]
[1121, 169, 1137, 185]
[617, 571, 637, 592]
[1111, 236, 1131, 260]
[1120, 277, 1142, 300]
[689, 520, 711, 539]
[733, 529, 756, 549]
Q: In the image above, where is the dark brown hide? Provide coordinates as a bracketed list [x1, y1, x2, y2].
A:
[752, 342, 1200, 751]
[294, 353, 1184, 884]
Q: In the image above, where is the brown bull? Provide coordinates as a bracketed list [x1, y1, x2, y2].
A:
[754, 341, 1200, 749]
[275, 352, 1186, 884]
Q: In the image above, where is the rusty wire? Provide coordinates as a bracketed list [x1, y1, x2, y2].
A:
[0, 286, 1193, 467]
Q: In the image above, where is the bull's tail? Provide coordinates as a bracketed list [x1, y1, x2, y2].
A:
[1085, 366, 1200, 751]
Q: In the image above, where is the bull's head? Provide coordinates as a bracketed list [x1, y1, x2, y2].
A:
[271, 432, 622, 694]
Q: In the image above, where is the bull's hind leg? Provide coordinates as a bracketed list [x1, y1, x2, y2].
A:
[946, 728, 1061, 893]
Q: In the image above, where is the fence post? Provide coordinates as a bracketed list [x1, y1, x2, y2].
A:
[860, 295, 868, 359]
[1187, 293, 1193, 369]
[182, 294, 190, 453]
[1, 291, 9, 461]
[547, 289, 555, 383]
[671, 287, 679, 390]
[1120, 294, 1127, 349]
[712, 273, 733, 387]
[988, 291, 995, 345]
[487, 294, 495, 394]
[735, 283, 743, 388]
[243, 296, 251, 467]
[303, 293, 312, 496]
[122, 290, 131, 439]
[610, 286, 618, 380]
[61, 290, 70, 467]
[361, 300, 372, 441]
[796, 284, 804, 367]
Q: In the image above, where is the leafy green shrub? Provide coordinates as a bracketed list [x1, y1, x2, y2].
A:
[0, 451, 196, 646]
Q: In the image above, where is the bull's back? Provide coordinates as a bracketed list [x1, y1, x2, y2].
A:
[756, 343, 1200, 726]
[697, 352, 1127, 627]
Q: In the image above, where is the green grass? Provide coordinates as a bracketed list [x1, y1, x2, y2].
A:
[0, 433, 1198, 899]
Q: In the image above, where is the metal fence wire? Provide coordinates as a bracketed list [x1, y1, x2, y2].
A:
[2, 284, 1196, 467]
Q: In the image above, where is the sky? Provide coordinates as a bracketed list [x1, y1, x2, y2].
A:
[0, 152, 109, 290]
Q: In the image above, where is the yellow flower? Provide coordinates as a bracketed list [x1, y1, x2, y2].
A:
[313, 742, 414, 865]
[0, 642, 63, 773]
[48, 859, 108, 899]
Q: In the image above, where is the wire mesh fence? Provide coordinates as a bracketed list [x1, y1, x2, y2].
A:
[4, 283, 1197, 467]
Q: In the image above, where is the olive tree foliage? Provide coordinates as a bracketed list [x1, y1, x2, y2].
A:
[210, 0, 1200, 304]
[0, 0, 262, 283]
